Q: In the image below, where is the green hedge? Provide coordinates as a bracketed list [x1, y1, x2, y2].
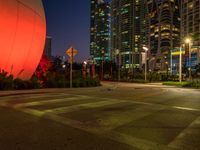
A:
[163, 81, 190, 87]
[0, 70, 101, 90]
[163, 80, 200, 88]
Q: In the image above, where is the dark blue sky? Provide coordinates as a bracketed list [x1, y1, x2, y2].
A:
[42, 0, 90, 62]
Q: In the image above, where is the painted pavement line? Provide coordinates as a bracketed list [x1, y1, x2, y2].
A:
[0, 92, 74, 103]
[172, 106, 200, 112]
[1, 92, 200, 114]
[73, 94, 200, 113]
[43, 99, 126, 114]
[20, 108, 177, 150]
[168, 116, 200, 149]
[17, 107, 175, 150]
[106, 131, 177, 150]
[13, 96, 91, 108]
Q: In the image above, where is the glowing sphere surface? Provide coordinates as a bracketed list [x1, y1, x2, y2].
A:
[0, 0, 46, 80]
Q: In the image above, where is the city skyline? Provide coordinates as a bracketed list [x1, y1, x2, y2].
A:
[42, 0, 91, 62]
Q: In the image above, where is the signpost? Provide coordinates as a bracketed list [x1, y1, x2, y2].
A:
[66, 47, 78, 88]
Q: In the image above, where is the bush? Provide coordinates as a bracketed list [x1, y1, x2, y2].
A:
[184, 79, 200, 88]
[163, 80, 200, 88]
[163, 81, 190, 87]
[74, 78, 100, 88]
[45, 77, 58, 88]
[0, 69, 101, 90]
[0, 71, 14, 90]
[30, 77, 42, 89]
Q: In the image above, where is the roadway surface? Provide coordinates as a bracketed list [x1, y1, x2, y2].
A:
[0, 82, 200, 150]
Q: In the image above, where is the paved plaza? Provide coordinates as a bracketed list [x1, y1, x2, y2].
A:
[0, 82, 200, 150]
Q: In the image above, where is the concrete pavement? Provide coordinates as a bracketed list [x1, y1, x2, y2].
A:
[0, 82, 200, 150]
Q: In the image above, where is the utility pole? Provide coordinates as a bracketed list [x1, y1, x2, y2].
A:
[66, 47, 78, 88]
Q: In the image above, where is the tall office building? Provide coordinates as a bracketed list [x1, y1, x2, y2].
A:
[90, 0, 110, 64]
[111, 0, 145, 68]
[145, 0, 180, 71]
[179, 0, 200, 70]
[43, 36, 52, 58]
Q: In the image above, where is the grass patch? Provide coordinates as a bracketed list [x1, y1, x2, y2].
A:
[163, 81, 190, 87]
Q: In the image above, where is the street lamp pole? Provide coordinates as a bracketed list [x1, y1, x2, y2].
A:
[101, 50, 104, 80]
[179, 45, 182, 83]
[118, 52, 121, 82]
[143, 46, 148, 81]
[170, 50, 173, 75]
[185, 38, 192, 81]
[189, 42, 192, 81]
[115, 49, 120, 82]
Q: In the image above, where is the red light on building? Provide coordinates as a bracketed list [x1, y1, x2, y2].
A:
[0, 0, 46, 80]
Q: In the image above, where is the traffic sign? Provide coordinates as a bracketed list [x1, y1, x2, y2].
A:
[66, 47, 78, 57]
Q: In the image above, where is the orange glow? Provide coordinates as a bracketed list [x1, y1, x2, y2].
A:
[0, 0, 46, 80]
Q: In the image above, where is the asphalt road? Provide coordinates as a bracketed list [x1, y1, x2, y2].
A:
[0, 82, 200, 150]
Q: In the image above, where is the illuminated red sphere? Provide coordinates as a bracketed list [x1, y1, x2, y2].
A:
[0, 0, 46, 80]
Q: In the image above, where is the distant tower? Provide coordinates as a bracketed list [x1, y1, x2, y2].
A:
[145, 0, 181, 71]
[181, 0, 200, 46]
[111, 0, 145, 69]
[90, 0, 111, 64]
[43, 36, 52, 58]
[181, 0, 200, 65]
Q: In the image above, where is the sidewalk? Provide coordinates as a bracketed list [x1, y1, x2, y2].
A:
[0, 88, 62, 97]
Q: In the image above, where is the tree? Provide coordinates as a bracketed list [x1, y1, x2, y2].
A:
[35, 55, 52, 79]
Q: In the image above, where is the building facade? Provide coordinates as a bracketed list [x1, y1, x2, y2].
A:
[171, 0, 200, 74]
[90, 0, 110, 64]
[181, 0, 200, 65]
[111, 0, 145, 69]
[43, 36, 52, 58]
[145, 0, 181, 71]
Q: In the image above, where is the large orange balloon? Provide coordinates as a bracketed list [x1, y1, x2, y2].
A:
[0, 0, 46, 80]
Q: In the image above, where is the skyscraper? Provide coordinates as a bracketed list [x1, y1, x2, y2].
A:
[181, 0, 200, 46]
[90, 0, 110, 64]
[111, 0, 145, 69]
[145, 0, 180, 71]
[43, 36, 52, 58]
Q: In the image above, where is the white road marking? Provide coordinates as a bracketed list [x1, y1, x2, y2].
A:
[19, 108, 176, 150]
[0, 93, 73, 102]
[43, 99, 126, 114]
[168, 116, 200, 149]
[173, 106, 200, 112]
[13, 96, 90, 108]
[107, 131, 176, 150]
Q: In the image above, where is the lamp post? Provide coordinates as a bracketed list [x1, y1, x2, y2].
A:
[179, 45, 182, 83]
[185, 38, 191, 81]
[115, 49, 120, 81]
[143, 46, 148, 81]
[101, 50, 105, 80]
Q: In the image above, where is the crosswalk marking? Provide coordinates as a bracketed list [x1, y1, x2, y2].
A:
[1, 92, 200, 150]
[0, 93, 74, 102]
[107, 131, 176, 150]
[13, 96, 91, 108]
[43, 99, 125, 114]
[168, 116, 200, 149]
[18, 108, 176, 150]
[172, 106, 200, 112]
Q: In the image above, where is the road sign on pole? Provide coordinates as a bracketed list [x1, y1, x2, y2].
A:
[66, 47, 78, 88]
[66, 47, 78, 58]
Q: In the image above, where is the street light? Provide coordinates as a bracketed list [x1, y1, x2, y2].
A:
[185, 38, 192, 80]
[101, 50, 105, 80]
[179, 44, 182, 83]
[115, 49, 120, 81]
[142, 46, 148, 81]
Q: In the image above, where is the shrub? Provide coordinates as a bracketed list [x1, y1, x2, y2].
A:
[0, 70, 14, 90]
[163, 81, 190, 87]
[184, 79, 200, 88]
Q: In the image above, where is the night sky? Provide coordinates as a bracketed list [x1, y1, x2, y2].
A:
[42, 0, 90, 62]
